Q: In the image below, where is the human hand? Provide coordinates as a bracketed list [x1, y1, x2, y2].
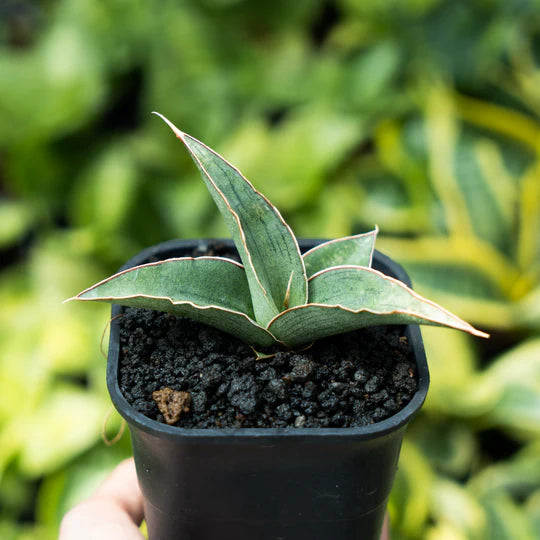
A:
[59, 458, 144, 540]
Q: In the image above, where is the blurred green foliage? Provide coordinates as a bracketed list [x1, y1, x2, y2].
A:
[1, 0, 540, 538]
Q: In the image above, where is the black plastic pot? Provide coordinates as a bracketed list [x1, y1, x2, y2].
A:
[107, 239, 430, 540]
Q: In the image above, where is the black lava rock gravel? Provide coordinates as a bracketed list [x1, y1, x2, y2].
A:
[118, 308, 418, 428]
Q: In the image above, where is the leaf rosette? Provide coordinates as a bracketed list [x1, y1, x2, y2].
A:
[67, 113, 488, 348]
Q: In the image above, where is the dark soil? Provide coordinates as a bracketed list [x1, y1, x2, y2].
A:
[118, 308, 418, 429]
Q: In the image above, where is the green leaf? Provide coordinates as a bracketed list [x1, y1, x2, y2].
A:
[477, 338, 540, 436]
[470, 442, 540, 499]
[424, 86, 474, 237]
[453, 133, 516, 254]
[70, 141, 139, 233]
[518, 285, 540, 330]
[17, 384, 108, 477]
[69, 257, 276, 347]
[269, 266, 487, 347]
[302, 228, 378, 277]
[430, 478, 487, 539]
[525, 490, 540, 538]
[0, 201, 34, 249]
[518, 164, 540, 271]
[221, 108, 362, 212]
[389, 440, 433, 538]
[480, 493, 537, 540]
[420, 327, 494, 417]
[154, 113, 307, 326]
[410, 419, 477, 478]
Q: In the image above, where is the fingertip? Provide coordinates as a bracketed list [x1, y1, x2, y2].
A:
[93, 458, 144, 524]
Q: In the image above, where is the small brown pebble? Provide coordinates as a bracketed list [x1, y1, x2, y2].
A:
[152, 388, 191, 425]
[408, 367, 414, 378]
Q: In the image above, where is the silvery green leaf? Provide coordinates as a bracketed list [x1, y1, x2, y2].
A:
[477, 338, 540, 436]
[154, 113, 307, 326]
[269, 266, 488, 347]
[479, 493, 537, 540]
[302, 227, 378, 276]
[67, 257, 276, 347]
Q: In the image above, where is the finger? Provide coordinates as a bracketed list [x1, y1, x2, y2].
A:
[60, 458, 145, 540]
[381, 514, 390, 540]
[92, 458, 144, 524]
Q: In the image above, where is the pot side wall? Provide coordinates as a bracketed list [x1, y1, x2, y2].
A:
[131, 425, 406, 540]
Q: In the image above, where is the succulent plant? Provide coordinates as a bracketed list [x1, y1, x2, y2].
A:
[67, 113, 488, 348]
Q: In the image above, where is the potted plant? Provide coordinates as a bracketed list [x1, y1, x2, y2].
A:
[67, 114, 487, 540]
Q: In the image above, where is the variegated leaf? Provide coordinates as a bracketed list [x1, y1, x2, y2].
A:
[268, 266, 488, 347]
[302, 228, 378, 276]
[154, 113, 307, 326]
[67, 257, 276, 347]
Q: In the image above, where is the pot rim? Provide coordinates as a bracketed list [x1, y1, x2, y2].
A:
[107, 238, 430, 443]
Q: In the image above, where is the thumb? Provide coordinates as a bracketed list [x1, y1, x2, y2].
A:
[60, 458, 144, 540]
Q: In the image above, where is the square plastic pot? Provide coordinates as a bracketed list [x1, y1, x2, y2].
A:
[106, 239, 430, 540]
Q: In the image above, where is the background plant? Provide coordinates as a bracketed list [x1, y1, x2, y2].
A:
[1, 0, 539, 538]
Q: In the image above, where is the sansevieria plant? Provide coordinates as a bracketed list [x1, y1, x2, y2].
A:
[67, 113, 488, 348]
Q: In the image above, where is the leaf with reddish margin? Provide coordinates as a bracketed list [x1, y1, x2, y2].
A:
[268, 266, 489, 347]
[303, 227, 378, 277]
[153, 113, 307, 327]
[67, 257, 277, 347]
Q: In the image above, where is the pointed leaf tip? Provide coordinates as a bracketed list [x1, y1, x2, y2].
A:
[152, 112, 186, 140]
[303, 227, 379, 276]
